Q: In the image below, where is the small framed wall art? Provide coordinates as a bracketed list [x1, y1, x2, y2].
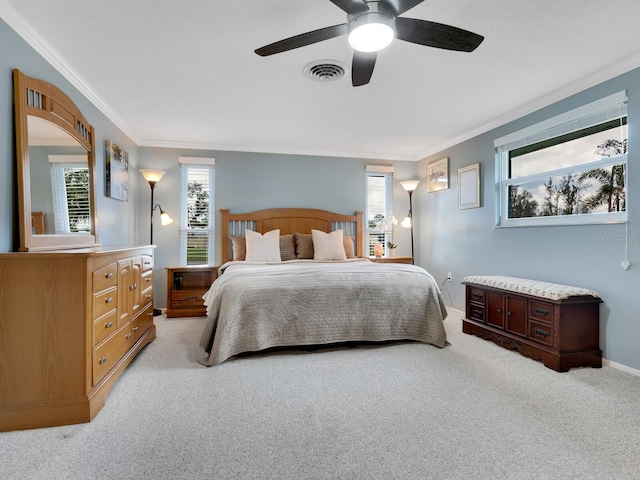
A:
[105, 140, 129, 201]
[458, 162, 481, 209]
[426, 157, 449, 192]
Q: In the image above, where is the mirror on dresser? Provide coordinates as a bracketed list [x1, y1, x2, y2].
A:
[13, 69, 99, 251]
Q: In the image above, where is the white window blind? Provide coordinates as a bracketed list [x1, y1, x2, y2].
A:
[49, 155, 90, 234]
[366, 165, 394, 256]
[179, 157, 215, 265]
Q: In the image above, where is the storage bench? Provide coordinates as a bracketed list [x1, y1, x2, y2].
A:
[461, 275, 602, 372]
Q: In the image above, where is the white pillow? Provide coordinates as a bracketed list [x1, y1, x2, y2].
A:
[245, 229, 281, 262]
[312, 229, 347, 261]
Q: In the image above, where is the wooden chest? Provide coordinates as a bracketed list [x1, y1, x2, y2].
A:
[462, 277, 602, 372]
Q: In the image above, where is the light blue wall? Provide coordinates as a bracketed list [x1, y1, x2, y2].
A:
[418, 67, 640, 370]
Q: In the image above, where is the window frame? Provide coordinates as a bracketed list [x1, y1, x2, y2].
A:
[178, 157, 215, 266]
[495, 91, 628, 228]
[366, 165, 394, 256]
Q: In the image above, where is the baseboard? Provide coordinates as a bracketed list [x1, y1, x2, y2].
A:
[445, 305, 640, 377]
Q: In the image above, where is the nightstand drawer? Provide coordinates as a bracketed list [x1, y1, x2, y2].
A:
[467, 305, 485, 322]
[171, 289, 207, 306]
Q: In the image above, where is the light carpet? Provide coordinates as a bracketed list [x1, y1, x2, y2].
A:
[1, 310, 639, 480]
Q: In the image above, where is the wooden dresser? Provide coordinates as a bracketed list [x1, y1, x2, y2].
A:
[462, 276, 602, 372]
[0, 245, 155, 431]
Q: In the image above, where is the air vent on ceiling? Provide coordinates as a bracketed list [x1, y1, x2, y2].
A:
[303, 60, 346, 82]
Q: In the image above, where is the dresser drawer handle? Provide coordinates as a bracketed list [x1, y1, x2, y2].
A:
[148, 312, 154, 317]
[105, 297, 113, 303]
[496, 308, 502, 313]
[99, 357, 107, 365]
[507, 311, 512, 316]
[130, 283, 137, 291]
[146, 294, 152, 299]
[534, 307, 549, 316]
[146, 278, 152, 283]
[144, 261, 152, 265]
[472, 309, 483, 317]
[186, 296, 199, 302]
[472, 293, 483, 300]
[126, 333, 132, 340]
[105, 272, 113, 279]
[133, 326, 139, 332]
[534, 328, 550, 338]
[105, 322, 113, 329]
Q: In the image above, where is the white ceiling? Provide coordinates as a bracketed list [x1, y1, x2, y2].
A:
[3, 0, 640, 161]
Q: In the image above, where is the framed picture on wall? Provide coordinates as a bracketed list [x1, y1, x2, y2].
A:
[458, 162, 481, 209]
[427, 157, 449, 192]
[105, 140, 129, 201]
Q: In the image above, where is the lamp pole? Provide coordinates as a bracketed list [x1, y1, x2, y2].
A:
[408, 189, 414, 264]
[148, 181, 156, 244]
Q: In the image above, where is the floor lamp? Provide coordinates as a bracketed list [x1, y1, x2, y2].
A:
[140, 169, 174, 316]
[400, 180, 420, 265]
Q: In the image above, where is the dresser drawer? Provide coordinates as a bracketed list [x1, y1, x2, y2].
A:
[467, 305, 485, 322]
[529, 300, 554, 323]
[131, 304, 154, 344]
[93, 262, 117, 292]
[93, 326, 133, 385]
[469, 287, 486, 305]
[93, 310, 118, 345]
[93, 286, 118, 320]
[141, 255, 154, 272]
[528, 320, 554, 347]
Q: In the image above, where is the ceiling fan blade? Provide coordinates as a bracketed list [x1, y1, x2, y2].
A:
[329, 0, 369, 14]
[395, 17, 484, 52]
[379, 0, 424, 16]
[352, 51, 377, 87]
[255, 24, 348, 56]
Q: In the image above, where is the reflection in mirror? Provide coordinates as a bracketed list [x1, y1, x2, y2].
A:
[28, 116, 89, 235]
[13, 69, 98, 251]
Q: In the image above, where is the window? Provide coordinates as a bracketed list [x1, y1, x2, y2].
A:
[50, 155, 91, 234]
[179, 157, 215, 265]
[495, 91, 627, 227]
[366, 165, 394, 256]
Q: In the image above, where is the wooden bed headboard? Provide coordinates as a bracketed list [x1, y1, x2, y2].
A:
[220, 208, 364, 264]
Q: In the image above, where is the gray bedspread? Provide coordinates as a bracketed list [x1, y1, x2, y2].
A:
[198, 259, 448, 366]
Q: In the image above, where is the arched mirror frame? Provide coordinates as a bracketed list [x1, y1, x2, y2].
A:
[13, 69, 99, 251]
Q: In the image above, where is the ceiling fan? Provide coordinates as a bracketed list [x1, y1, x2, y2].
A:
[255, 0, 484, 87]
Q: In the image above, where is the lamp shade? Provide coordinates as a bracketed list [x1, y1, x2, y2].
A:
[160, 211, 173, 226]
[140, 169, 166, 183]
[401, 216, 412, 228]
[400, 180, 420, 192]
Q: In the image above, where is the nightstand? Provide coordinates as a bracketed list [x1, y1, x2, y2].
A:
[369, 256, 414, 264]
[166, 266, 218, 318]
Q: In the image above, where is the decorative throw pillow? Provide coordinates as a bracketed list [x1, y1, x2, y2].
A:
[280, 234, 296, 261]
[231, 235, 246, 261]
[245, 229, 281, 262]
[312, 229, 347, 261]
[343, 235, 356, 258]
[295, 233, 314, 259]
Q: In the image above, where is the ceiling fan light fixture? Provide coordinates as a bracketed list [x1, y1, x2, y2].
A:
[348, 11, 395, 53]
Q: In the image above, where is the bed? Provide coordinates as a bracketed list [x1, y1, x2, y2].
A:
[198, 208, 448, 366]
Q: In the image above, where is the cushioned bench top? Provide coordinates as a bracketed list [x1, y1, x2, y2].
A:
[462, 275, 600, 301]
